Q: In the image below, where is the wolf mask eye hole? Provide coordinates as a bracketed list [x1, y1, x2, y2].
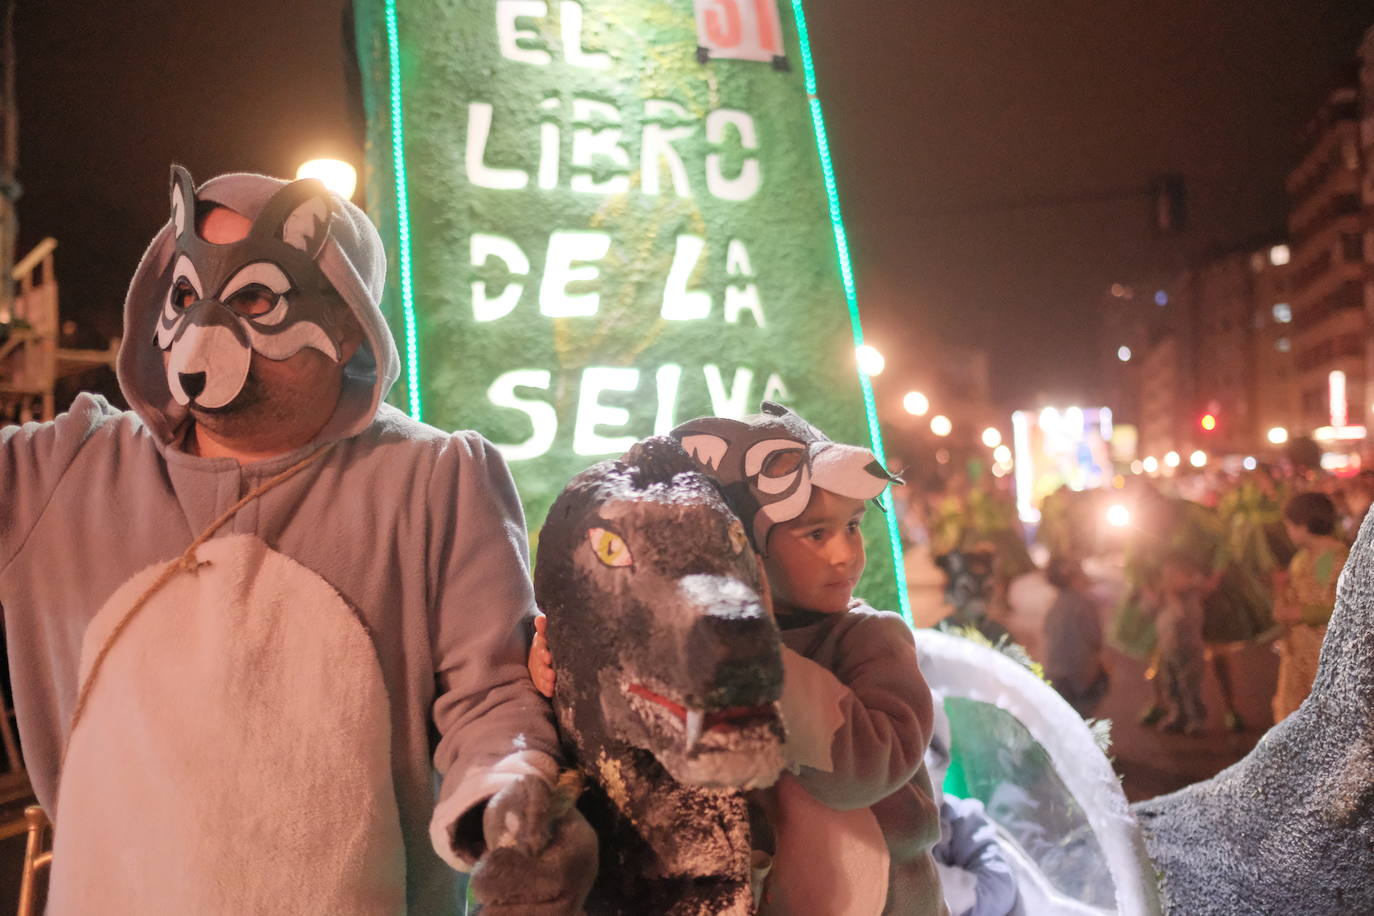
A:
[761, 449, 803, 478]
[224, 284, 281, 319]
[587, 527, 633, 568]
[171, 279, 197, 310]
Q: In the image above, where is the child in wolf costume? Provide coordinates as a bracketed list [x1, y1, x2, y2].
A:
[534, 403, 947, 914]
[0, 167, 594, 914]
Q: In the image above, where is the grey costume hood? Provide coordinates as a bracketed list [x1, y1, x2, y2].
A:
[117, 169, 400, 446]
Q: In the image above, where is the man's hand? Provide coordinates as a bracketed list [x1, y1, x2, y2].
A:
[528, 615, 556, 699]
[469, 774, 597, 915]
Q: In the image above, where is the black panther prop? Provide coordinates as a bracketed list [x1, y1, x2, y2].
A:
[534, 436, 786, 915]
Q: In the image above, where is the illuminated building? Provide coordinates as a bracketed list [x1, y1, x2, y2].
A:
[1285, 75, 1367, 438]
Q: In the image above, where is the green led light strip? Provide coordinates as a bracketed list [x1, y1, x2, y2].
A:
[790, 0, 911, 622]
[384, 0, 423, 420]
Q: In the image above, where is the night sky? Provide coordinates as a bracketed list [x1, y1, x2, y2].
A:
[11, 1, 1373, 406]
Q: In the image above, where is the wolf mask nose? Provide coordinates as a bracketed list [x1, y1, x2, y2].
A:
[178, 372, 207, 399]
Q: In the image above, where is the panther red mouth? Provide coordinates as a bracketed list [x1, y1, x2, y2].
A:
[627, 684, 777, 733]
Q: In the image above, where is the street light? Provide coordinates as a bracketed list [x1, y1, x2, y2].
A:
[1117, 346, 1132, 362]
[296, 158, 358, 199]
[903, 391, 930, 416]
[1190, 450, 1207, 468]
[856, 344, 886, 377]
[1267, 427, 1289, 445]
[981, 427, 1002, 448]
[930, 415, 952, 437]
[993, 445, 1012, 465]
[1143, 456, 1159, 473]
[1164, 451, 1181, 468]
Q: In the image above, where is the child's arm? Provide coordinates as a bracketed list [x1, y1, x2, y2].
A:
[780, 612, 933, 811]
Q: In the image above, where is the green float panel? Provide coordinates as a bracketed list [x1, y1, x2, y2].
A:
[353, 0, 908, 616]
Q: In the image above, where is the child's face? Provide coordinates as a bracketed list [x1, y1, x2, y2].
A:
[763, 487, 867, 614]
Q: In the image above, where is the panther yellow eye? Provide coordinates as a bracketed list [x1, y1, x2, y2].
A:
[588, 527, 633, 567]
[728, 521, 748, 555]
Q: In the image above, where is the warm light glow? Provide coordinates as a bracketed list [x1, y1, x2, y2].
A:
[1113, 475, 1125, 489]
[1190, 450, 1207, 468]
[855, 344, 885, 376]
[1243, 456, 1257, 471]
[1164, 451, 1180, 468]
[1313, 425, 1367, 442]
[1329, 370, 1348, 428]
[296, 158, 359, 199]
[1200, 413, 1216, 431]
[1268, 244, 1291, 266]
[981, 427, 1002, 448]
[1130, 460, 1143, 474]
[1267, 426, 1289, 445]
[1106, 503, 1131, 528]
[1143, 456, 1159, 474]
[1117, 346, 1132, 362]
[1012, 411, 1038, 523]
[903, 391, 930, 416]
[993, 444, 1012, 465]
[930, 415, 952, 437]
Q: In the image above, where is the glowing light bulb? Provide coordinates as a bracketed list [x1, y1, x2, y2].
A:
[903, 391, 929, 416]
[855, 344, 885, 377]
[930, 415, 952, 437]
[296, 158, 358, 199]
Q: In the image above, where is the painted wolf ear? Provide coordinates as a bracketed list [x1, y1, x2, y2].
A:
[253, 177, 333, 259]
[169, 164, 196, 241]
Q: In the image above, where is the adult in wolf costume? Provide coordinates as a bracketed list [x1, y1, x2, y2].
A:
[534, 435, 786, 915]
[0, 167, 593, 914]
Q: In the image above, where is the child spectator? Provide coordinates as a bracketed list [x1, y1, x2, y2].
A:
[1272, 492, 1348, 722]
[1148, 552, 1210, 735]
[531, 405, 948, 915]
[1041, 557, 1108, 717]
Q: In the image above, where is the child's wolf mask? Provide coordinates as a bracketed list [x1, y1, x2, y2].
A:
[671, 401, 901, 554]
[155, 165, 345, 409]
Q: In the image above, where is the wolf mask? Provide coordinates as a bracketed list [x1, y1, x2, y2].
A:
[154, 164, 346, 409]
[671, 401, 902, 555]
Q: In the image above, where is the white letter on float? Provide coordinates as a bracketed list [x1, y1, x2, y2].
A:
[540, 231, 611, 317]
[570, 99, 630, 194]
[705, 109, 761, 201]
[495, 0, 552, 65]
[574, 367, 641, 455]
[538, 96, 562, 190]
[653, 363, 683, 434]
[467, 102, 531, 190]
[724, 239, 765, 327]
[704, 365, 754, 419]
[560, 1, 610, 69]
[488, 369, 558, 460]
[641, 100, 694, 197]
[762, 372, 789, 404]
[471, 234, 530, 321]
[661, 235, 711, 320]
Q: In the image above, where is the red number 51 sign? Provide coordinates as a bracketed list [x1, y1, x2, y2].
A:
[694, 0, 786, 64]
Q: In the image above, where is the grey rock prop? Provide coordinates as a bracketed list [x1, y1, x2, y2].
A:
[534, 436, 785, 915]
[1132, 510, 1374, 913]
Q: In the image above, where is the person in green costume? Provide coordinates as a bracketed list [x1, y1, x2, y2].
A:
[1111, 479, 1276, 732]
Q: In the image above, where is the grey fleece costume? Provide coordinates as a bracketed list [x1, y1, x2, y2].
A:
[766, 605, 947, 916]
[0, 173, 560, 913]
